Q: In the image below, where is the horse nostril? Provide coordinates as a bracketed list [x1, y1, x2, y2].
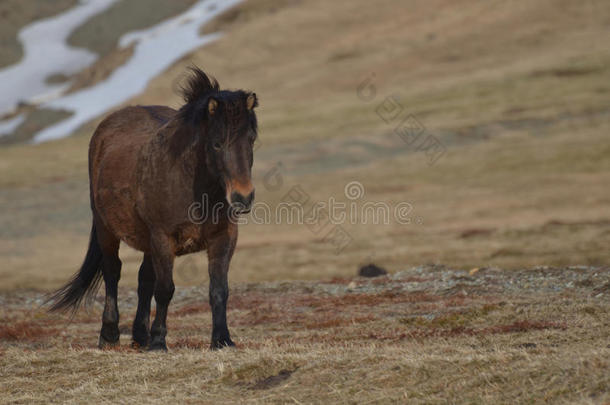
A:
[230, 190, 255, 211]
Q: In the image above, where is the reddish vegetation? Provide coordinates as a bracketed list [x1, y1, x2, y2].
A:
[228, 293, 269, 311]
[0, 278, 571, 351]
[304, 315, 376, 329]
[242, 306, 288, 326]
[173, 303, 209, 317]
[0, 321, 58, 342]
[295, 291, 440, 309]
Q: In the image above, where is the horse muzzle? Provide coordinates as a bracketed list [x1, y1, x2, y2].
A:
[229, 189, 255, 214]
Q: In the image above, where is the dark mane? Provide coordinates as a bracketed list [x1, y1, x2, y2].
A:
[170, 67, 258, 157]
[180, 67, 219, 105]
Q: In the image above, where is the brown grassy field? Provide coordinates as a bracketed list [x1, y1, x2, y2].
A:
[1, 265, 608, 403]
[0, 0, 609, 403]
[1, 0, 609, 287]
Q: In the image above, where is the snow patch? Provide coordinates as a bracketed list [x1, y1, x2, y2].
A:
[33, 0, 243, 143]
[0, 0, 118, 115]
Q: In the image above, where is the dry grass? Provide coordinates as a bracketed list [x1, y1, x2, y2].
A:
[0, 267, 608, 404]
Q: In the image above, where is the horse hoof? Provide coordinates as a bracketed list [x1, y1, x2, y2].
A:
[98, 336, 120, 349]
[211, 338, 235, 350]
[148, 341, 168, 352]
[131, 334, 150, 349]
[131, 340, 147, 350]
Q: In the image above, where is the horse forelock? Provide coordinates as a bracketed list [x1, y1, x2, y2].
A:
[180, 67, 219, 105]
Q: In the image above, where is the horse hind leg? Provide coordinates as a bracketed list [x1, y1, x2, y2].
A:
[148, 233, 175, 351]
[96, 220, 122, 348]
[132, 254, 155, 348]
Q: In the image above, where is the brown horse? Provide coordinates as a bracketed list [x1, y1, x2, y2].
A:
[49, 68, 258, 350]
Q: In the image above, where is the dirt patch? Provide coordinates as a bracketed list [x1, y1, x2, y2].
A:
[459, 228, 495, 239]
[251, 368, 296, 390]
[0, 107, 72, 144]
[199, 0, 299, 35]
[67, 0, 198, 58]
[531, 65, 604, 78]
[65, 44, 135, 93]
[45, 73, 71, 85]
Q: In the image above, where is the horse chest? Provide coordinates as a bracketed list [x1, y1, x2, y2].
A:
[172, 224, 206, 256]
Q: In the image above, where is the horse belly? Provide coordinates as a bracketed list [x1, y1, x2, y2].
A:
[96, 186, 149, 251]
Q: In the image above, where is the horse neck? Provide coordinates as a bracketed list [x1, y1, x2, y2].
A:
[186, 144, 226, 208]
[154, 118, 227, 210]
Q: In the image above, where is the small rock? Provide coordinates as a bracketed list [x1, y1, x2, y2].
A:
[358, 263, 387, 278]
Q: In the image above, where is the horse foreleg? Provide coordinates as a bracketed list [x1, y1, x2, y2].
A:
[148, 233, 175, 351]
[132, 254, 155, 348]
[207, 230, 237, 349]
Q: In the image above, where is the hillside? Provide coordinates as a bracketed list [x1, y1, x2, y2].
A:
[1, 0, 609, 289]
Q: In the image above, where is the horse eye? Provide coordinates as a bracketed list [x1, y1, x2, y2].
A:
[213, 142, 222, 150]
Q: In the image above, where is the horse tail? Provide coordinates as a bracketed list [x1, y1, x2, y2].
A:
[47, 222, 104, 314]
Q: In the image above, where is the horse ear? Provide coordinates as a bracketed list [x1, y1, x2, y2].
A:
[246, 93, 258, 110]
[208, 98, 218, 115]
